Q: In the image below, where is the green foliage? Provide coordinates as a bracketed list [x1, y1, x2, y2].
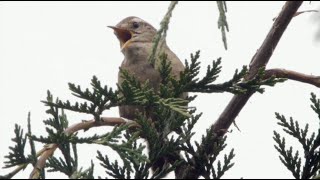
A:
[178, 123, 235, 179]
[217, 1, 229, 50]
[42, 77, 119, 121]
[27, 112, 38, 167]
[1, 2, 288, 179]
[274, 93, 320, 179]
[311, 93, 320, 120]
[118, 68, 190, 118]
[159, 50, 285, 96]
[96, 131, 150, 179]
[2, 113, 45, 179]
[32, 92, 74, 145]
[1, 49, 286, 179]
[70, 161, 95, 179]
[37, 93, 150, 178]
[3, 124, 28, 169]
[148, 1, 178, 67]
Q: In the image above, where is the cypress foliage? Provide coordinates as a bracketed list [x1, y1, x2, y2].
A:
[274, 93, 320, 179]
[2, 2, 304, 179]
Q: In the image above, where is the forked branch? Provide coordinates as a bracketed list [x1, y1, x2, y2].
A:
[29, 117, 137, 179]
[212, 1, 303, 134]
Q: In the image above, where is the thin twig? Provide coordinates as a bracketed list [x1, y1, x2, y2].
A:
[273, 9, 318, 21]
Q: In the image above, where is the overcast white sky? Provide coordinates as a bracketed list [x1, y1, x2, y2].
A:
[0, 1, 320, 179]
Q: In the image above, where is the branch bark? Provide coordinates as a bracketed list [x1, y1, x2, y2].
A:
[212, 1, 303, 134]
[265, 68, 320, 88]
[29, 117, 137, 179]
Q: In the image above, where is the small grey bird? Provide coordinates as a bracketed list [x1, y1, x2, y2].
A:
[108, 16, 185, 121]
[109, 16, 185, 172]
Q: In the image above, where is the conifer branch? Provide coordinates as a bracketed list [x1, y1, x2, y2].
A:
[149, 1, 178, 67]
[2, 2, 313, 179]
[168, 51, 285, 97]
[4, 124, 27, 169]
[217, 1, 229, 50]
[274, 93, 320, 179]
[29, 117, 137, 179]
[212, 1, 303, 134]
[273, 131, 301, 179]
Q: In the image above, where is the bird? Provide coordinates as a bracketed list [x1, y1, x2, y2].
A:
[108, 16, 185, 172]
[108, 16, 185, 121]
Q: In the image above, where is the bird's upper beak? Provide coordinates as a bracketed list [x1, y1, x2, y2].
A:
[108, 26, 133, 50]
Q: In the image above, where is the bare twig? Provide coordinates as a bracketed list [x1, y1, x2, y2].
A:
[29, 117, 137, 179]
[265, 68, 320, 88]
[273, 9, 318, 21]
[294, 10, 318, 17]
[212, 1, 303, 134]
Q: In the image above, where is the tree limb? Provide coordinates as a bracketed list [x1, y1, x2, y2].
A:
[212, 1, 303, 133]
[29, 117, 137, 179]
[265, 68, 320, 88]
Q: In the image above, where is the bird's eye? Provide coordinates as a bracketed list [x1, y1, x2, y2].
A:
[132, 22, 139, 29]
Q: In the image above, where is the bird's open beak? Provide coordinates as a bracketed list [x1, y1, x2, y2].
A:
[108, 26, 133, 50]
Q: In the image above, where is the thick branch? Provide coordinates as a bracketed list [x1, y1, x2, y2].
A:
[265, 68, 320, 88]
[29, 117, 137, 179]
[212, 1, 303, 133]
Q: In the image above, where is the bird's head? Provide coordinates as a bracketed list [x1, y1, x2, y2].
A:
[108, 16, 157, 51]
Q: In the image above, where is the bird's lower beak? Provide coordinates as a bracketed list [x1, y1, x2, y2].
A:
[108, 26, 132, 50]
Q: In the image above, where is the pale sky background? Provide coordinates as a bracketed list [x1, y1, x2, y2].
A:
[0, 1, 320, 179]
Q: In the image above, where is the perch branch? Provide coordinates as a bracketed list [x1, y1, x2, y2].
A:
[212, 1, 303, 134]
[29, 117, 137, 179]
[265, 68, 320, 88]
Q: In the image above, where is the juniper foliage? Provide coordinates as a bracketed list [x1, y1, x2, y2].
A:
[274, 93, 320, 179]
[1, 1, 288, 179]
[1, 49, 285, 179]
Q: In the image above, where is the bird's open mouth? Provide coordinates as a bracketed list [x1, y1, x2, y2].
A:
[108, 26, 132, 49]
